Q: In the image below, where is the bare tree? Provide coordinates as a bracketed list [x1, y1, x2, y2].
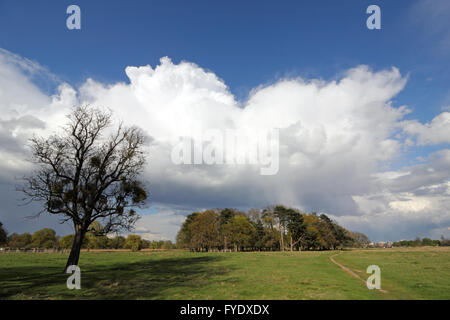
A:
[20, 106, 148, 271]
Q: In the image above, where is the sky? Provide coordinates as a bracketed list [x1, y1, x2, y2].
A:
[0, 0, 449, 242]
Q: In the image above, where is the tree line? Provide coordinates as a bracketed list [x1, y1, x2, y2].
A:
[392, 237, 450, 247]
[0, 221, 175, 251]
[176, 206, 371, 252]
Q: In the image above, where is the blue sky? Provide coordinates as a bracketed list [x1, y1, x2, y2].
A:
[0, 0, 448, 113]
[0, 0, 449, 241]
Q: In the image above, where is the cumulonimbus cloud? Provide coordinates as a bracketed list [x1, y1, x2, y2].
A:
[0, 49, 449, 241]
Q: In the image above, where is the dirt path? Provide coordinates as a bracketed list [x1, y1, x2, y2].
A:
[329, 251, 388, 294]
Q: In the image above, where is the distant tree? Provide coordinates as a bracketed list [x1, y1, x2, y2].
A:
[219, 208, 235, 225]
[108, 236, 126, 249]
[261, 205, 290, 251]
[421, 238, 434, 246]
[349, 231, 371, 248]
[124, 234, 142, 251]
[413, 237, 422, 247]
[31, 228, 57, 249]
[59, 234, 75, 249]
[219, 208, 235, 250]
[189, 210, 220, 251]
[176, 212, 199, 249]
[8, 233, 32, 249]
[85, 221, 109, 249]
[286, 209, 306, 251]
[140, 239, 151, 249]
[261, 207, 280, 250]
[253, 219, 266, 251]
[222, 215, 256, 251]
[149, 241, 158, 249]
[0, 222, 7, 246]
[86, 234, 109, 249]
[161, 240, 175, 249]
[247, 208, 261, 223]
[20, 106, 148, 271]
[273, 205, 289, 251]
[394, 237, 443, 247]
[302, 214, 329, 250]
[440, 236, 450, 246]
[176, 207, 364, 252]
[262, 228, 280, 250]
[261, 207, 276, 230]
[318, 214, 353, 249]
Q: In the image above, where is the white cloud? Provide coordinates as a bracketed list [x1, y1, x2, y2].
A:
[336, 185, 450, 241]
[73, 58, 411, 216]
[389, 198, 432, 213]
[402, 112, 450, 145]
[0, 49, 449, 241]
[132, 206, 189, 241]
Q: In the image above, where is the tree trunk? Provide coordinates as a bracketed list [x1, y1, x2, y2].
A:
[64, 226, 85, 273]
[280, 227, 284, 251]
[290, 235, 293, 252]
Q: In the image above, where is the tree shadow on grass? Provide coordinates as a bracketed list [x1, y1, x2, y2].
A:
[0, 255, 230, 299]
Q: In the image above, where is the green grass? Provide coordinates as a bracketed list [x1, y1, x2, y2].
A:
[332, 247, 450, 299]
[0, 247, 449, 299]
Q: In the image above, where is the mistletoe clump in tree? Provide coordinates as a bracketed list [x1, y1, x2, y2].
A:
[21, 106, 148, 271]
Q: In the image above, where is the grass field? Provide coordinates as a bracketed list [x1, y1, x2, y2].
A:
[0, 247, 449, 300]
